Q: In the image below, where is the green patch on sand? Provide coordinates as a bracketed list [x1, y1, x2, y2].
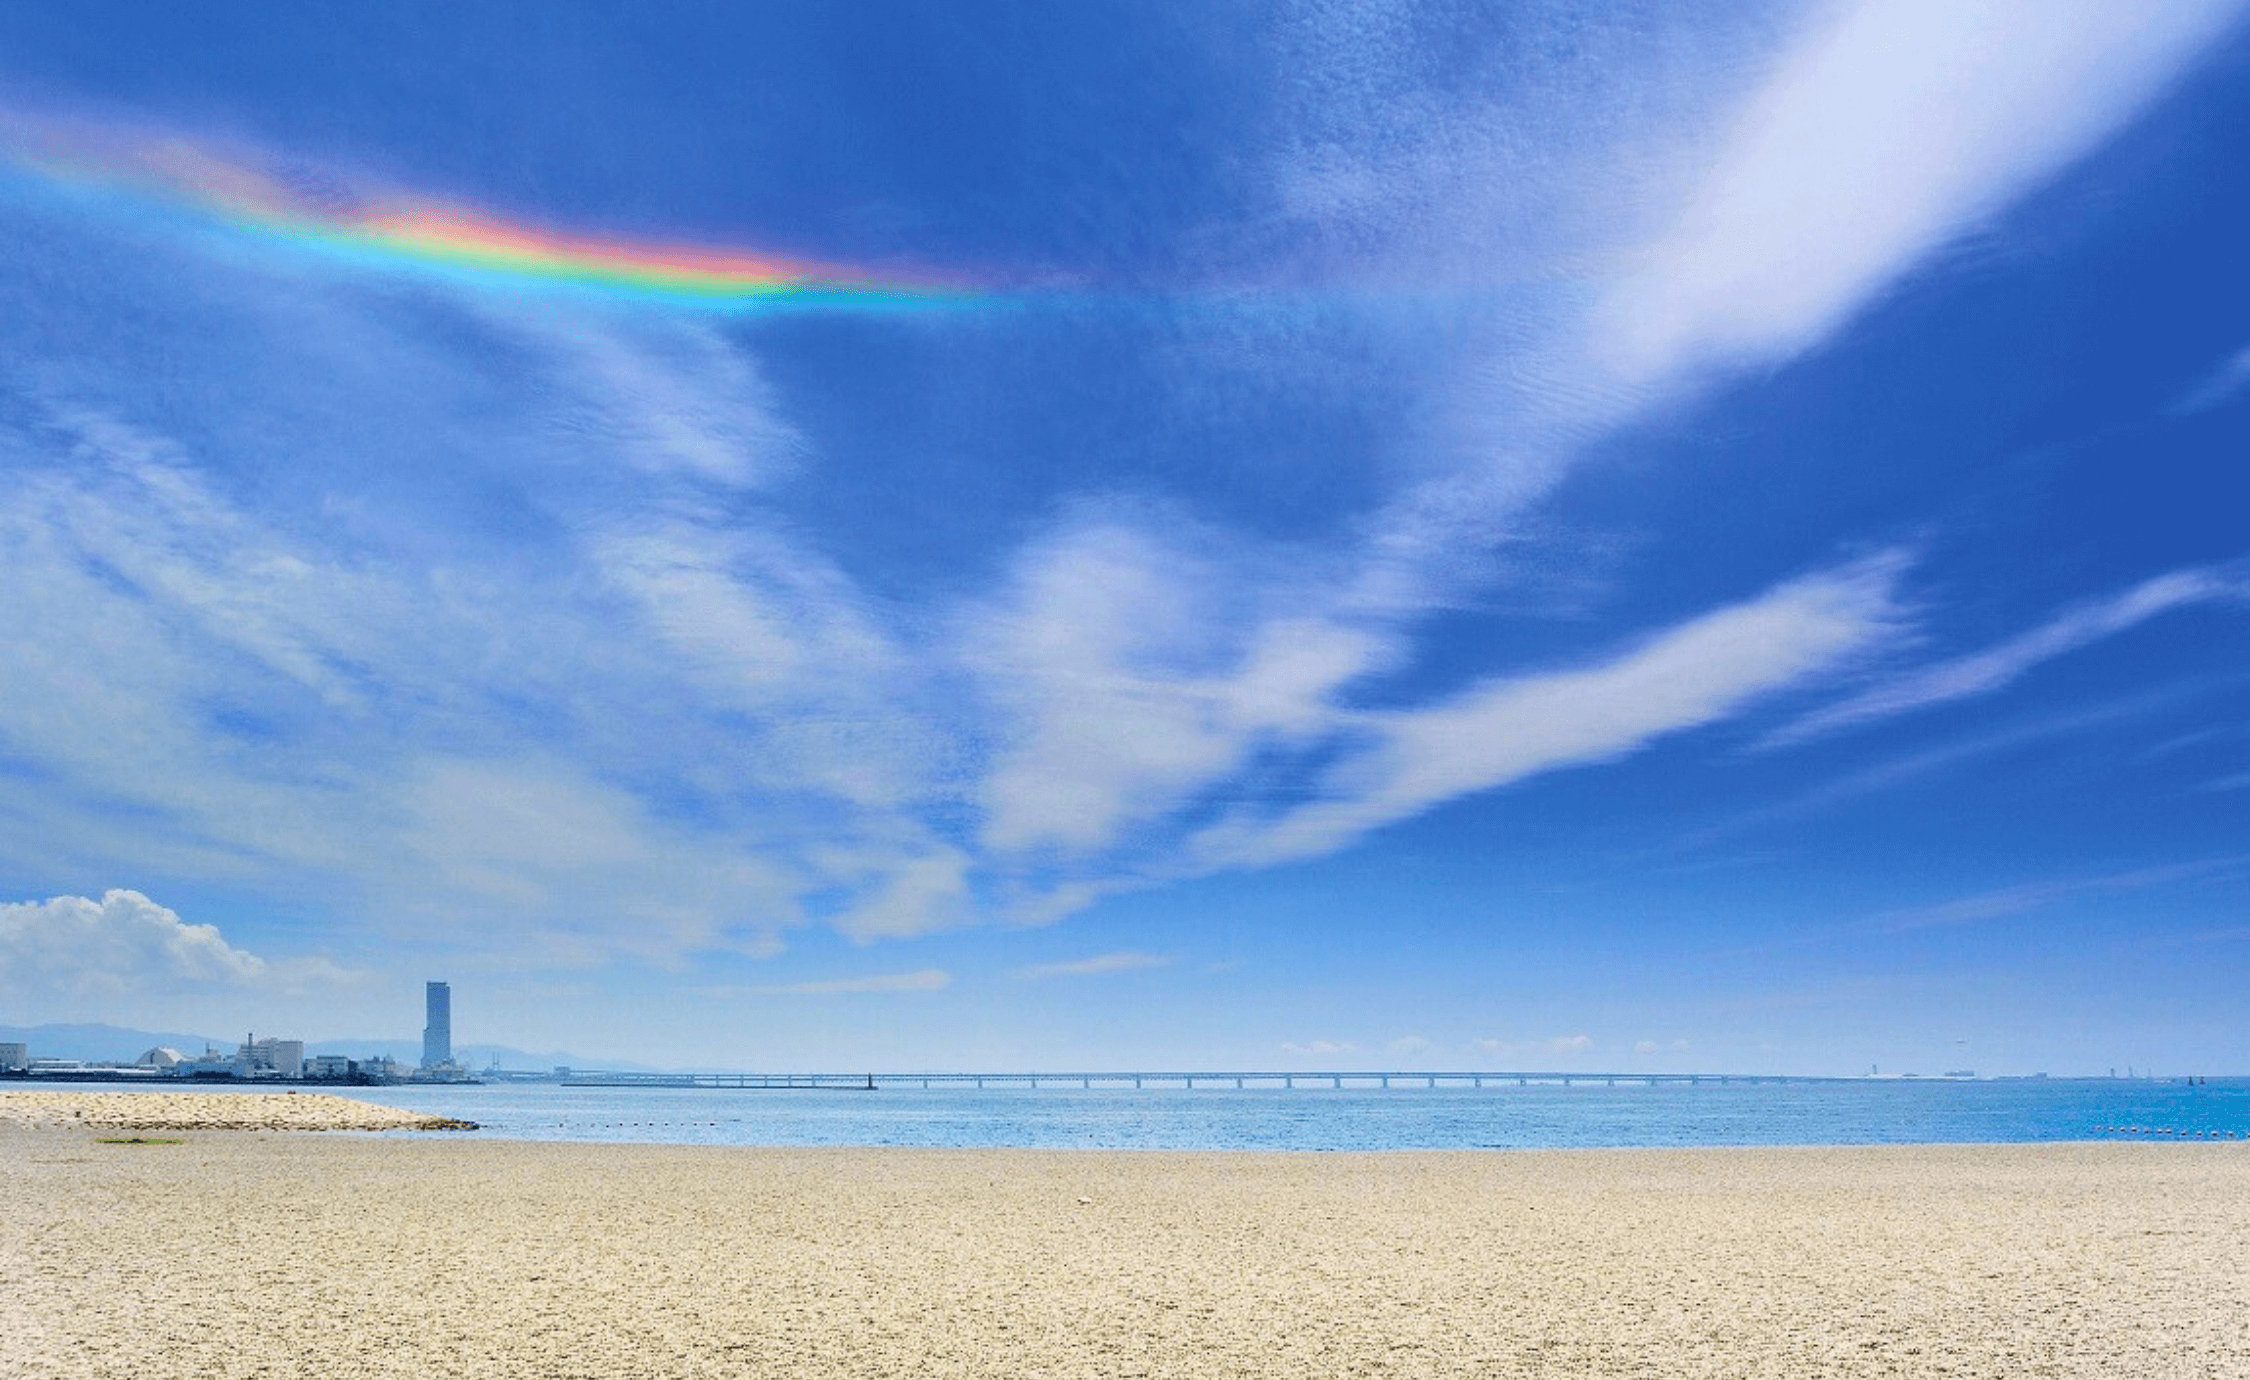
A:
[94, 1137, 185, 1146]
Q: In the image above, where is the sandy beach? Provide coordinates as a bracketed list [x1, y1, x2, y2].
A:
[0, 1089, 476, 1133]
[3, 1126, 2245, 1378]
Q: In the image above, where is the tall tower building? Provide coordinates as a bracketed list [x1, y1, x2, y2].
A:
[422, 981, 452, 1069]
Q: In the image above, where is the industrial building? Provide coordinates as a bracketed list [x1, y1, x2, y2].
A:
[239, 1035, 304, 1078]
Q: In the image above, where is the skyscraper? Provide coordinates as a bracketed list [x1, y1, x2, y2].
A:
[422, 980, 451, 1070]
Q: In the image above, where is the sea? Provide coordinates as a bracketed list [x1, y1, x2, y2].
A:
[255, 1076, 2250, 1151]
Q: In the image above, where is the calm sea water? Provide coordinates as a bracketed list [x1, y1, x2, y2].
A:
[254, 1077, 2250, 1151]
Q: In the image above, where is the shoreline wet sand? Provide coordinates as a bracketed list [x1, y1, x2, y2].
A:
[4, 1125, 2245, 1377]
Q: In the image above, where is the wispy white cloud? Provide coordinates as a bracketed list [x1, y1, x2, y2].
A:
[829, 848, 974, 943]
[912, 0, 2247, 925]
[1281, 1039, 1357, 1058]
[1599, 0, 2246, 384]
[1299, 0, 2246, 621]
[1767, 565, 2250, 747]
[746, 968, 952, 996]
[1673, 685, 2213, 854]
[520, 314, 804, 488]
[1012, 951, 1171, 981]
[1191, 554, 1904, 869]
[1872, 856, 2250, 932]
[2135, 724, 2249, 762]
[0, 890, 353, 1000]
[0, 337, 961, 964]
[970, 520, 1390, 858]
[2168, 341, 2250, 416]
[961, 2, 2242, 908]
[2, 0, 2239, 981]
[384, 756, 813, 963]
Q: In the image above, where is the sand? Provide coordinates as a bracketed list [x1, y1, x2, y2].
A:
[3, 1129, 2245, 1378]
[0, 1089, 476, 1132]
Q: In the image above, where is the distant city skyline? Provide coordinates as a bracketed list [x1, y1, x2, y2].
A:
[4, 1012, 2228, 1084]
[0, 3, 2244, 1074]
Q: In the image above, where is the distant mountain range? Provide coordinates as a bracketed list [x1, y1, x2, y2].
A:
[1, 1022, 217, 1061]
[0, 1022, 654, 1072]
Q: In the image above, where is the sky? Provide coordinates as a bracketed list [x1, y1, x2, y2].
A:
[0, 1, 2245, 1076]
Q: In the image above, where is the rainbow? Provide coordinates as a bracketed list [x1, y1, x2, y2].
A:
[0, 113, 976, 307]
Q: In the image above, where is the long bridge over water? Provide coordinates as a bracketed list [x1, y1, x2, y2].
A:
[553, 1069, 1876, 1090]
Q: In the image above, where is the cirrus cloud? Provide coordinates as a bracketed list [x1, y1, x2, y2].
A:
[749, 968, 952, 996]
[1012, 951, 1171, 981]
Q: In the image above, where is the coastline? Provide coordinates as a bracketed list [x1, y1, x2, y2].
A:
[6, 1127, 2244, 1377]
[48, 1073, 2239, 1152]
[0, 1089, 476, 1132]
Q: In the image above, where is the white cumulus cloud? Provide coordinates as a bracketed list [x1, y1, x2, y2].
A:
[0, 890, 348, 999]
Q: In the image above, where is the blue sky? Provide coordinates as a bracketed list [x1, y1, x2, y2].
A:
[0, 1, 2244, 1074]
